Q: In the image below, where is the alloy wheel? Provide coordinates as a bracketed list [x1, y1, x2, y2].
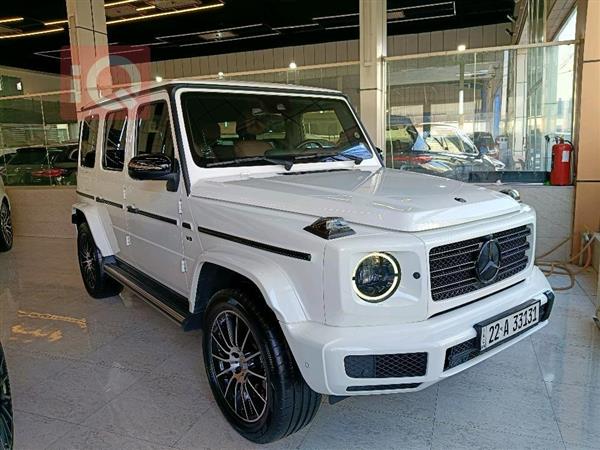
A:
[78, 236, 97, 289]
[0, 205, 12, 249]
[209, 310, 268, 423]
[0, 349, 13, 450]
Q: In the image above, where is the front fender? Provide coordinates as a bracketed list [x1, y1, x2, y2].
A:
[190, 250, 308, 324]
[72, 202, 119, 256]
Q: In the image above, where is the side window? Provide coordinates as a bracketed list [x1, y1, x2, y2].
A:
[103, 109, 128, 171]
[80, 114, 99, 168]
[136, 101, 174, 158]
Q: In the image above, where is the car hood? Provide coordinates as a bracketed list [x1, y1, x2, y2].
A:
[190, 168, 520, 232]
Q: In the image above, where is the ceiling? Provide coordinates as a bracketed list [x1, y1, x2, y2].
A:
[0, 0, 515, 73]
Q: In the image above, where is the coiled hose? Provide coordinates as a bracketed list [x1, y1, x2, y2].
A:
[535, 231, 600, 329]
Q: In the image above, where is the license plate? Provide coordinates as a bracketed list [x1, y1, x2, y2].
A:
[477, 301, 540, 351]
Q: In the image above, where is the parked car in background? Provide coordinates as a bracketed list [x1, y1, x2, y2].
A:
[471, 131, 498, 158]
[387, 121, 504, 181]
[1, 143, 78, 186]
[0, 340, 13, 449]
[0, 178, 12, 252]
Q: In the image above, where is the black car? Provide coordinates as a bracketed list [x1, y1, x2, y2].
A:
[2, 144, 78, 186]
[0, 341, 13, 450]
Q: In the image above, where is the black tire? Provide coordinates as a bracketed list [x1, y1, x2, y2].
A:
[0, 343, 13, 450]
[77, 222, 122, 298]
[0, 201, 13, 252]
[203, 289, 321, 444]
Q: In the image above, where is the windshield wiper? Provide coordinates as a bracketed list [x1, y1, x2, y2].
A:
[205, 151, 362, 171]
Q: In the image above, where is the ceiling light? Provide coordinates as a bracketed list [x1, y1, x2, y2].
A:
[104, 0, 137, 7]
[136, 5, 156, 11]
[387, 9, 406, 20]
[155, 76, 163, 82]
[217, 71, 224, 79]
[157, 24, 262, 41]
[106, 3, 224, 25]
[43, 19, 68, 26]
[289, 61, 297, 69]
[179, 32, 280, 47]
[0, 17, 24, 24]
[272, 23, 318, 30]
[312, 12, 358, 21]
[0, 27, 64, 39]
[457, 44, 466, 51]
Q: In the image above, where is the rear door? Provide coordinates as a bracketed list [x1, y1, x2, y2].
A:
[125, 94, 188, 294]
[98, 108, 131, 262]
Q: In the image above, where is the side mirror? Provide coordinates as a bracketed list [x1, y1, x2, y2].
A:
[128, 153, 179, 192]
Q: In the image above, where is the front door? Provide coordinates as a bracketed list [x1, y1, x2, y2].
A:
[125, 96, 188, 295]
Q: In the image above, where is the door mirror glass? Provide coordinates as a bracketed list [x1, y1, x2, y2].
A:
[128, 153, 179, 191]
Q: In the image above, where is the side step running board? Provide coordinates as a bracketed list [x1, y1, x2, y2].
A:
[104, 258, 202, 331]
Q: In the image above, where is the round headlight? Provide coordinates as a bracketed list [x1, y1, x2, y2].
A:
[352, 252, 400, 302]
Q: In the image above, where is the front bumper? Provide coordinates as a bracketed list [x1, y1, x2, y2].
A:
[282, 267, 552, 396]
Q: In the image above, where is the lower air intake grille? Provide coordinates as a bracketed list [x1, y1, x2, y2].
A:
[344, 353, 427, 378]
[429, 225, 532, 301]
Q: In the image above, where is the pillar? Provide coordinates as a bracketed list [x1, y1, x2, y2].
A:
[65, 0, 111, 115]
[572, 0, 600, 254]
[359, 0, 387, 152]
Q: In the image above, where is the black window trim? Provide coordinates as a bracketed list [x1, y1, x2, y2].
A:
[101, 107, 129, 172]
[134, 99, 175, 159]
[79, 113, 100, 169]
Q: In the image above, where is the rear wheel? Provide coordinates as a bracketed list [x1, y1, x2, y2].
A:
[203, 289, 321, 443]
[0, 343, 13, 450]
[0, 201, 12, 252]
[77, 222, 122, 298]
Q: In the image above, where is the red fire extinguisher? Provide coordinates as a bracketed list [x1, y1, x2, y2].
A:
[550, 137, 573, 186]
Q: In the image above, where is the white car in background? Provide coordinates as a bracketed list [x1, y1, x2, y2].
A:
[0, 178, 13, 252]
[73, 80, 553, 443]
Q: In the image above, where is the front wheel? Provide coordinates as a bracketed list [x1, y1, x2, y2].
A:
[203, 289, 321, 443]
[0, 343, 13, 450]
[0, 201, 13, 252]
[77, 222, 122, 298]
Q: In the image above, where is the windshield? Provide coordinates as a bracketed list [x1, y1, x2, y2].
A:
[181, 91, 373, 168]
[389, 124, 478, 156]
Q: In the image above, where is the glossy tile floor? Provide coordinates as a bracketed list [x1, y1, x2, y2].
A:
[1, 236, 599, 450]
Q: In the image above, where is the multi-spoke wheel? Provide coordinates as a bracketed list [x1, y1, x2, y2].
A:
[203, 289, 321, 444]
[209, 310, 268, 423]
[76, 222, 122, 298]
[0, 343, 13, 450]
[0, 201, 12, 252]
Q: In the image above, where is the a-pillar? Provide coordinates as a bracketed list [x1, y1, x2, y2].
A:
[65, 0, 111, 116]
[359, 0, 387, 154]
[572, 0, 600, 254]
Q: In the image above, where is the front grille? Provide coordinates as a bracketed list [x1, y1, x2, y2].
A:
[429, 225, 531, 301]
[344, 353, 428, 378]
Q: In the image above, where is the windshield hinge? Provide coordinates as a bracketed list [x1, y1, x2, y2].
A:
[177, 199, 183, 215]
[180, 258, 187, 273]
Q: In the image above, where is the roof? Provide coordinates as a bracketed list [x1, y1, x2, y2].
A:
[82, 78, 343, 111]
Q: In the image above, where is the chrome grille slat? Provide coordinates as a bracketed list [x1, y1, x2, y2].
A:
[429, 225, 531, 301]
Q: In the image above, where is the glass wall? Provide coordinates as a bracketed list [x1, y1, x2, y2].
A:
[386, 42, 576, 183]
[0, 93, 79, 186]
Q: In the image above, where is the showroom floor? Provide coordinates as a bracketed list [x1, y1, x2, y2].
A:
[0, 236, 599, 450]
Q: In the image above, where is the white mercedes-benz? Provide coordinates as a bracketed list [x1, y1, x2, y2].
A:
[72, 80, 553, 443]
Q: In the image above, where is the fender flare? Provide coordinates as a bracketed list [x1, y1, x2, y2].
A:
[190, 250, 308, 324]
[72, 202, 119, 256]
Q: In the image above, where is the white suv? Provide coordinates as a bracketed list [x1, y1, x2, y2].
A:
[73, 80, 553, 443]
[0, 178, 12, 252]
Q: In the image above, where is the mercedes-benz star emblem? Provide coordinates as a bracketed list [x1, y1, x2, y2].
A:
[475, 239, 502, 284]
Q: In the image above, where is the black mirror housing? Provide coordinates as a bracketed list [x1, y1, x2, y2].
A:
[128, 153, 180, 192]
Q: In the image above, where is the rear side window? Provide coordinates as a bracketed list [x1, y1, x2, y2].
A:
[80, 115, 99, 168]
[135, 101, 174, 158]
[103, 109, 128, 171]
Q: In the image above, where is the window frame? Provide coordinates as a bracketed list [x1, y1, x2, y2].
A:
[79, 114, 100, 169]
[102, 108, 129, 172]
[134, 100, 175, 159]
